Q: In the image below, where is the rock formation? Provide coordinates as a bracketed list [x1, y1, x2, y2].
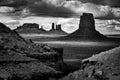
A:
[0, 23, 26, 48]
[40, 26, 47, 33]
[60, 46, 120, 80]
[15, 23, 46, 34]
[48, 23, 68, 35]
[52, 23, 55, 30]
[56, 24, 62, 31]
[66, 13, 107, 40]
[0, 22, 67, 80]
[22, 23, 39, 29]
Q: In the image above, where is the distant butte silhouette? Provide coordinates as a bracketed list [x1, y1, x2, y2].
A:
[15, 23, 68, 36]
[15, 23, 46, 34]
[48, 23, 68, 35]
[65, 13, 107, 40]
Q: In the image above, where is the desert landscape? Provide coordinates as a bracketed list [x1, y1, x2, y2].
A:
[0, 0, 120, 80]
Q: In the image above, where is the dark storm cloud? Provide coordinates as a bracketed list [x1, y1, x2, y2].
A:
[96, 12, 120, 20]
[0, 0, 119, 18]
[29, 1, 75, 17]
[0, 0, 75, 17]
[78, 0, 120, 7]
[0, 0, 28, 7]
[0, 0, 29, 13]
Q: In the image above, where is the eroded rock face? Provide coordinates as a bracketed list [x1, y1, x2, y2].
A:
[67, 13, 107, 40]
[0, 23, 66, 80]
[60, 46, 120, 80]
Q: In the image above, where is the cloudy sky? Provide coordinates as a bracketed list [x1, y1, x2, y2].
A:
[0, 0, 120, 34]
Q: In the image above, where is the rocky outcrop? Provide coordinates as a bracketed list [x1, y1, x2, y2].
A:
[15, 23, 46, 34]
[48, 23, 68, 35]
[52, 23, 55, 30]
[66, 13, 107, 40]
[0, 22, 67, 80]
[56, 24, 62, 31]
[60, 46, 120, 80]
[0, 23, 26, 48]
[0, 62, 60, 80]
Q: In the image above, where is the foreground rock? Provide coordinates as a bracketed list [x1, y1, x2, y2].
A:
[0, 23, 67, 80]
[60, 46, 120, 80]
[0, 62, 60, 80]
[0, 44, 63, 80]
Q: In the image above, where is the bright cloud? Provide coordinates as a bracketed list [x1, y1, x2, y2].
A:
[0, 6, 15, 13]
[63, 1, 120, 19]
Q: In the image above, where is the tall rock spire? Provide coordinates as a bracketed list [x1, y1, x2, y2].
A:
[56, 24, 62, 31]
[79, 13, 95, 31]
[67, 13, 107, 40]
[52, 23, 55, 30]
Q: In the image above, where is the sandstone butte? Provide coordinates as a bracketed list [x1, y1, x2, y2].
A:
[64, 13, 107, 41]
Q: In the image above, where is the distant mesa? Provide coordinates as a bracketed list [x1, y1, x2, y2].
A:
[15, 23, 68, 36]
[15, 23, 46, 34]
[65, 13, 107, 40]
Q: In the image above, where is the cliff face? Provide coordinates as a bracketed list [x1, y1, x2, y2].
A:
[79, 13, 95, 31]
[67, 13, 107, 40]
[0, 23, 66, 80]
